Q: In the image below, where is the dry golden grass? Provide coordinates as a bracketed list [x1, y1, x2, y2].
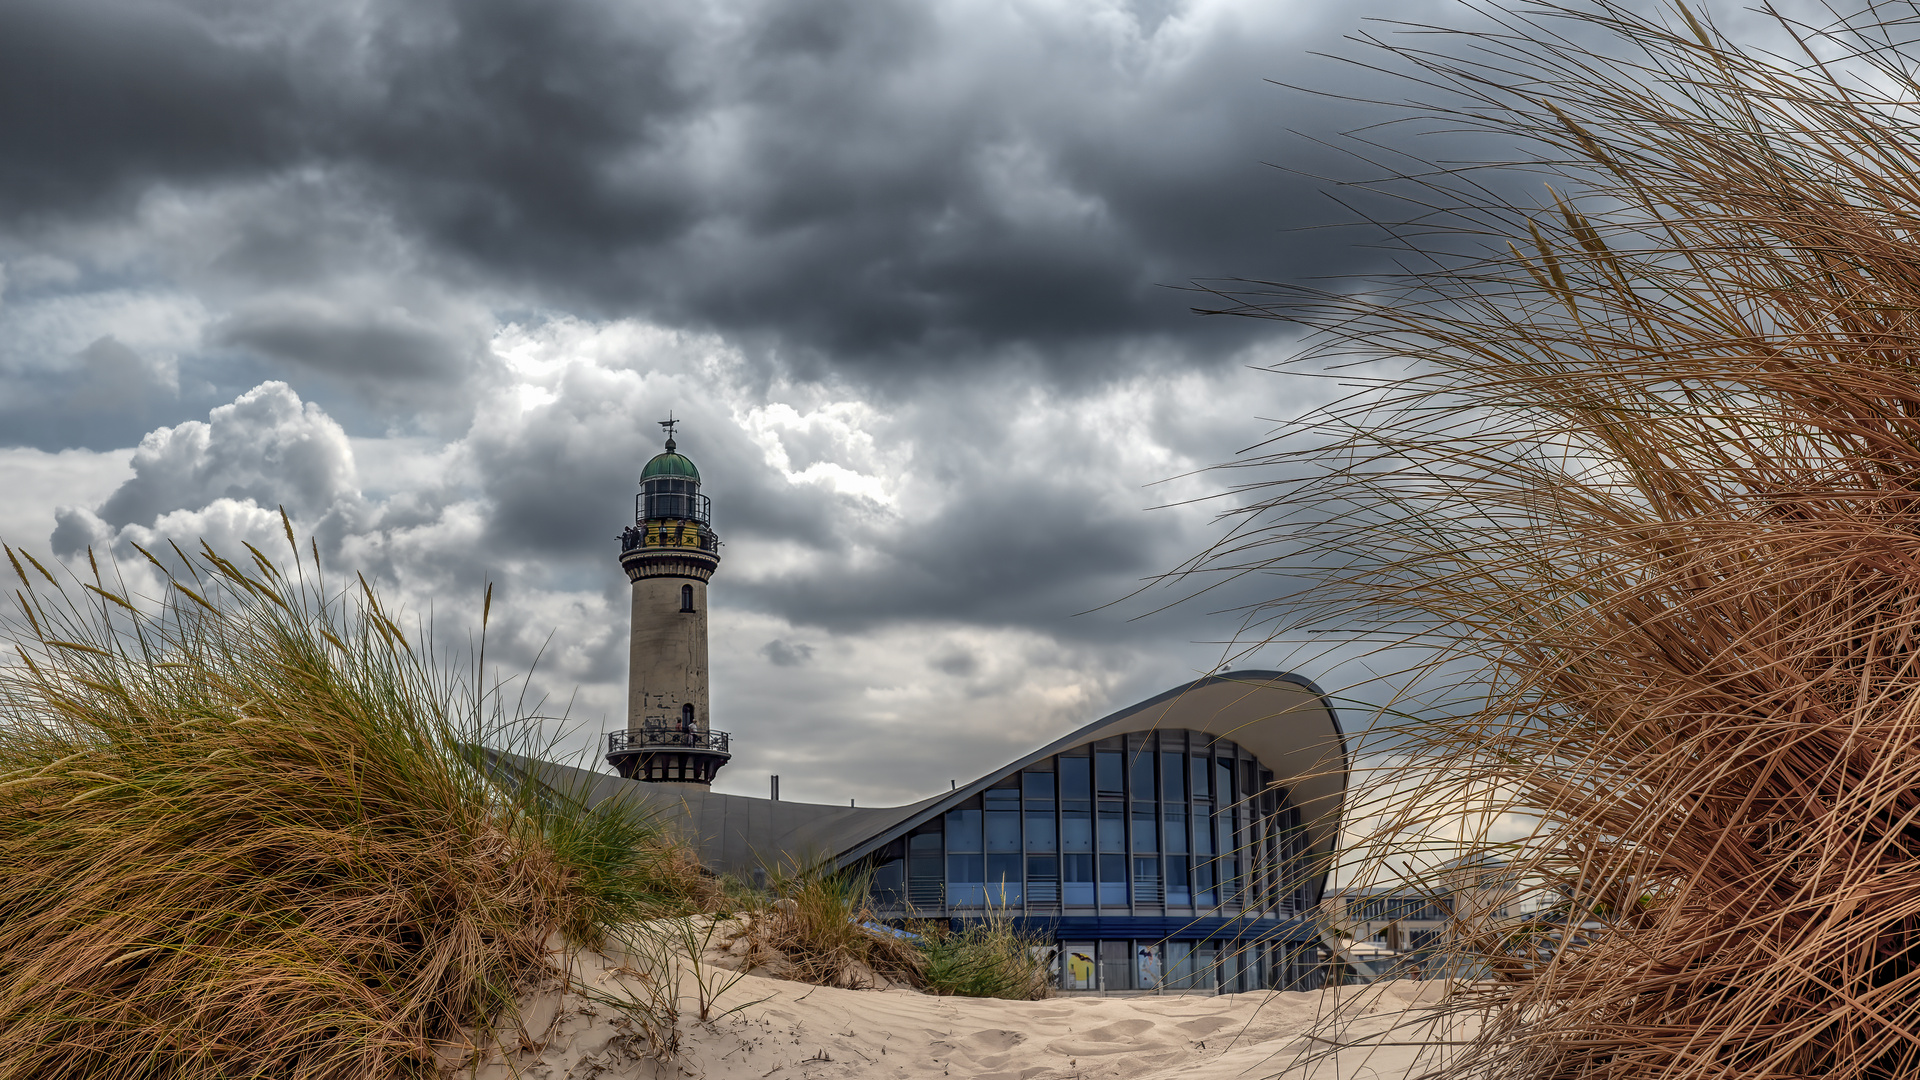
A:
[0, 528, 710, 1080]
[734, 867, 1052, 999]
[1186, 2, 1920, 1077]
[738, 870, 926, 989]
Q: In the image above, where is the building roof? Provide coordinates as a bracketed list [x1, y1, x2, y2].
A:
[493, 670, 1348, 879]
[641, 451, 700, 482]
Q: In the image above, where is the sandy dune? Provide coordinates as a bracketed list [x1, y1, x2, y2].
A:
[449, 926, 1471, 1080]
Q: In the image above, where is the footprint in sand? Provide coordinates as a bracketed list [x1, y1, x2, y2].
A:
[962, 1029, 1026, 1052]
[1077, 1019, 1155, 1041]
[1044, 1018, 1159, 1057]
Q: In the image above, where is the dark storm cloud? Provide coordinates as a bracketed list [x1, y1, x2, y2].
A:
[0, 335, 180, 452]
[0, 0, 299, 216]
[0, 0, 1432, 389]
[759, 640, 814, 667]
[7, 0, 1829, 801]
[727, 472, 1156, 635]
[928, 647, 979, 678]
[346, 0, 1389, 373]
[211, 299, 474, 381]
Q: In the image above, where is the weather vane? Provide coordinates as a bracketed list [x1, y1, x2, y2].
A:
[658, 412, 678, 449]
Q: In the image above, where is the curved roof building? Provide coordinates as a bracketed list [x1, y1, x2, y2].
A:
[568, 422, 1351, 994]
[522, 667, 1348, 994]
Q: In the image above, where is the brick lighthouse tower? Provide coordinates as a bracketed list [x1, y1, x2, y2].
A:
[607, 418, 731, 785]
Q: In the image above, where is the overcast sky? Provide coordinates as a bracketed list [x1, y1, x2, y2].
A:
[0, 0, 1577, 804]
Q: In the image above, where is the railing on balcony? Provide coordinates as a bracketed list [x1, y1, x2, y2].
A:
[620, 523, 719, 555]
[608, 726, 732, 756]
[638, 490, 711, 526]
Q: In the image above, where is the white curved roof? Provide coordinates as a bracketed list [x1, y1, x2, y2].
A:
[494, 670, 1348, 878]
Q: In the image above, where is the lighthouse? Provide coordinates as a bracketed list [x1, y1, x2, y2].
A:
[608, 418, 731, 785]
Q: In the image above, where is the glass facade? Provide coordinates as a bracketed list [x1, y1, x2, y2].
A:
[1041, 938, 1328, 992]
[867, 729, 1329, 992]
[1353, 893, 1450, 923]
[873, 730, 1315, 919]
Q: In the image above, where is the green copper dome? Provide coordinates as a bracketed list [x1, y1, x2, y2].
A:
[641, 449, 700, 482]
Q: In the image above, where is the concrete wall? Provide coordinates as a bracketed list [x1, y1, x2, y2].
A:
[627, 576, 710, 732]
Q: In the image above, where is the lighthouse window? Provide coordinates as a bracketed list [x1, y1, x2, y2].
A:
[680, 584, 694, 612]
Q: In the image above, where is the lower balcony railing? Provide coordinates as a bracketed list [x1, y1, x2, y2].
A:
[608, 727, 732, 756]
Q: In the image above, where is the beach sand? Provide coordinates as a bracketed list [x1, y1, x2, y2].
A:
[448, 922, 1474, 1080]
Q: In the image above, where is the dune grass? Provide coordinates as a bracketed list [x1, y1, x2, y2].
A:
[737, 864, 1053, 999]
[1187, 2, 1920, 1076]
[0, 529, 707, 1080]
[917, 910, 1055, 1001]
[740, 865, 926, 988]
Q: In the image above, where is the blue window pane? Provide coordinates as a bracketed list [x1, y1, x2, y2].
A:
[946, 808, 982, 852]
[984, 787, 1019, 810]
[1096, 751, 1124, 795]
[1027, 855, 1057, 879]
[1161, 752, 1185, 802]
[1192, 815, 1214, 855]
[1060, 756, 1091, 800]
[909, 831, 943, 881]
[1064, 853, 1094, 906]
[1165, 810, 1187, 854]
[985, 811, 1020, 852]
[1167, 858, 1191, 906]
[947, 853, 984, 907]
[1194, 861, 1216, 906]
[1191, 754, 1210, 800]
[1216, 761, 1233, 806]
[1062, 812, 1092, 852]
[1098, 853, 1128, 905]
[1098, 807, 1125, 852]
[1133, 856, 1161, 890]
[1131, 811, 1156, 853]
[987, 853, 1022, 906]
[1023, 771, 1055, 800]
[875, 861, 905, 907]
[1025, 813, 1056, 851]
[1131, 750, 1154, 799]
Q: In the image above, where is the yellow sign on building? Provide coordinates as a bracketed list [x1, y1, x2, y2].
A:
[1066, 950, 1095, 990]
